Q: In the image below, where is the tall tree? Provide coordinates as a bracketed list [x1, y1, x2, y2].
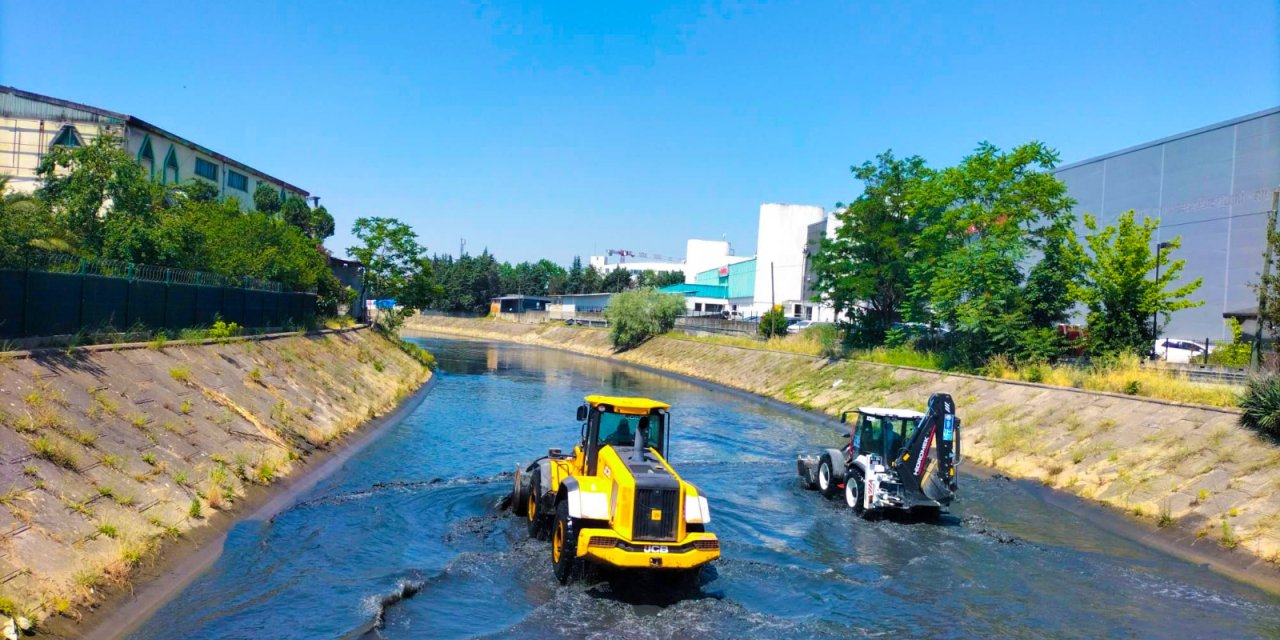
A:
[581, 263, 604, 293]
[812, 151, 935, 346]
[1077, 210, 1202, 355]
[253, 183, 282, 214]
[566, 256, 585, 294]
[348, 217, 427, 302]
[36, 133, 152, 251]
[602, 267, 632, 293]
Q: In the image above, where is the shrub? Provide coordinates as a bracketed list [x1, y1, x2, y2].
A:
[602, 289, 685, 350]
[1239, 375, 1280, 439]
[208, 319, 243, 341]
[758, 305, 789, 339]
[168, 366, 192, 383]
[188, 498, 202, 519]
[30, 436, 78, 470]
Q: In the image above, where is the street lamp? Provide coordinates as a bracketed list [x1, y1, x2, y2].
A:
[1152, 241, 1174, 359]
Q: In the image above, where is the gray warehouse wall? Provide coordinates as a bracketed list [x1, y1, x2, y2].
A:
[1056, 107, 1280, 340]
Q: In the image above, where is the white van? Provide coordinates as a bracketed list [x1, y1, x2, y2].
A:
[1154, 338, 1209, 363]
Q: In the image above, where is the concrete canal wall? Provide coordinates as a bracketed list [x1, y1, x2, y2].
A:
[406, 316, 1280, 576]
[0, 327, 431, 630]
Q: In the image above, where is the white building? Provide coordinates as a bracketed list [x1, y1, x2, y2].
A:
[0, 86, 308, 207]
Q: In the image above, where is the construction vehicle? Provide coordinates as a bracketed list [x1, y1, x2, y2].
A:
[510, 395, 720, 584]
[797, 393, 960, 517]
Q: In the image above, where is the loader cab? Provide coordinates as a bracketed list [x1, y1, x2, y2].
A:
[842, 408, 925, 463]
[577, 395, 671, 474]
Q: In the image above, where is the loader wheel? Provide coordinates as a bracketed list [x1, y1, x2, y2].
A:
[845, 467, 867, 517]
[817, 453, 843, 498]
[527, 472, 548, 540]
[552, 500, 580, 585]
[512, 464, 529, 518]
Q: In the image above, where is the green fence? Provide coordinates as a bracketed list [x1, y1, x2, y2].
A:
[0, 252, 317, 340]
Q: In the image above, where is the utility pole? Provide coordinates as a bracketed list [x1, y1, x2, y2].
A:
[1252, 188, 1280, 371]
[460, 238, 466, 257]
[770, 261, 776, 312]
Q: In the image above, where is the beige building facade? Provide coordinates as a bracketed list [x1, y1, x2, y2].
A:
[0, 85, 308, 207]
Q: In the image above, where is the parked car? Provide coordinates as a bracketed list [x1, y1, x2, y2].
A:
[1153, 338, 1211, 363]
[787, 320, 832, 334]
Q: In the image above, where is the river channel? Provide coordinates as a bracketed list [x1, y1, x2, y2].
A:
[128, 337, 1280, 639]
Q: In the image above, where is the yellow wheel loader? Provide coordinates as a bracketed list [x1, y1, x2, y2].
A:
[510, 395, 720, 584]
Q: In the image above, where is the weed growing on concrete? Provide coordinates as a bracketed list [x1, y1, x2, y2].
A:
[168, 366, 192, 383]
[149, 333, 168, 351]
[173, 470, 189, 486]
[1192, 489, 1210, 506]
[141, 452, 158, 466]
[1157, 501, 1175, 528]
[21, 465, 37, 478]
[179, 399, 192, 415]
[0, 486, 21, 507]
[30, 436, 78, 470]
[256, 460, 276, 485]
[62, 496, 93, 518]
[99, 454, 123, 470]
[188, 498, 202, 519]
[96, 523, 119, 539]
[90, 390, 119, 417]
[131, 414, 149, 429]
[73, 568, 103, 591]
[1220, 519, 1239, 549]
[70, 429, 98, 447]
[96, 486, 115, 499]
[249, 367, 264, 384]
[161, 420, 182, 434]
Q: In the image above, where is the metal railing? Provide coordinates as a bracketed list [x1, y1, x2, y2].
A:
[15, 249, 293, 293]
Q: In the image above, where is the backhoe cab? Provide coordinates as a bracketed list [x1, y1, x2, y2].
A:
[511, 395, 719, 584]
[798, 392, 961, 518]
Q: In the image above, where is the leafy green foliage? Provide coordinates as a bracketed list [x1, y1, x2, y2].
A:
[1077, 210, 1202, 356]
[758, 305, 789, 338]
[1208, 319, 1251, 366]
[603, 289, 685, 350]
[348, 217, 440, 310]
[253, 183, 283, 214]
[1239, 375, 1280, 440]
[601, 267, 633, 293]
[813, 151, 934, 346]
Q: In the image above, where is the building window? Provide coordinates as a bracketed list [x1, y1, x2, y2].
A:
[194, 157, 218, 181]
[163, 146, 179, 184]
[226, 169, 248, 191]
[137, 135, 155, 178]
[50, 125, 83, 148]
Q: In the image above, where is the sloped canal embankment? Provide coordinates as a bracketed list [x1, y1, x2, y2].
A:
[127, 338, 1280, 639]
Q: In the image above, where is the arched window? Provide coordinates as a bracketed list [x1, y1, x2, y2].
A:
[137, 135, 155, 179]
[50, 125, 83, 148]
[162, 145, 179, 184]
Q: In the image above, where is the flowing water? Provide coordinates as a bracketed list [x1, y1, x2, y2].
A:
[130, 337, 1280, 639]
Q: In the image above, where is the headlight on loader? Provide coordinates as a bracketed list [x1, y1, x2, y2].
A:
[684, 495, 711, 524]
[577, 491, 611, 520]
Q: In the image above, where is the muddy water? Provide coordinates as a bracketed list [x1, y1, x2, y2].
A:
[129, 338, 1280, 639]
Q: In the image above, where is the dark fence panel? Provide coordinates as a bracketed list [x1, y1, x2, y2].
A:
[0, 265, 315, 339]
[28, 272, 81, 337]
[129, 281, 167, 329]
[194, 286, 223, 325]
[81, 275, 129, 331]
[0, 272, 26, 339]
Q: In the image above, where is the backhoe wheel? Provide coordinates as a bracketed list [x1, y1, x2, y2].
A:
[527, 471, 547, 540]
[552, 500, 580, 585]
[512, 464, 529, 518]
[817, 453, 843, 498]
[845, 467, 867, 517]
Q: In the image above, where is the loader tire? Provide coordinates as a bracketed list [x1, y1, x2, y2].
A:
[512, 464, 529, 518]
[527, 471, 548, 540]
[552, 500, 581, 585]
[817, 452, 844, 498]
[845, 467, 867, 517]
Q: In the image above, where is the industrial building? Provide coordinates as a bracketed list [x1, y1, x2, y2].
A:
[0, 86, 309, 208]
[1055, 106, 1280, 340]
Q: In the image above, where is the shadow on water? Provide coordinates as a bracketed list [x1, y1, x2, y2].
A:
[129, 337, 1280, 640]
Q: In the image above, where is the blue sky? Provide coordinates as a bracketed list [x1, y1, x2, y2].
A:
[2, 1, 1277, 264]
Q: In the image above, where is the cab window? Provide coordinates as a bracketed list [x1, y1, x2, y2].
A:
[597, 412, 664, 450]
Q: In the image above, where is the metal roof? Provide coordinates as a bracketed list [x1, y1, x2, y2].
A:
[0, 85, 309, 196]
[1055, 105, 1280, 173]
[855, 407, 925, 419]
[491, 295, 551, 301]
[585, 395, 671, 414]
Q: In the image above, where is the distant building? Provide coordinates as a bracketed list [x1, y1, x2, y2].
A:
[657, 283, 730, 315]
[1056, 106, 1280, 340]
[0, 85, 309, 208]
[327, 256, 367, 319]
[491, 295, 550, 314]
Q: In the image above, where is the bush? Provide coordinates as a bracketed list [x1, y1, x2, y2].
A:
[1240, 375, 1280, 439]
[603, 289, 685, 350]
[758, 305, 789, 339]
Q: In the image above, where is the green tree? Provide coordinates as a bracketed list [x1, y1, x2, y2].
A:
[348, 217, 427, 303]
[602, 267, 632, 293]
[35, 133, 152, 250]
[174, 179, 219, 204]
[0, 175, 64, 267]
[566, 256, 585, 294]
[1077, 210, 1202, 355]
[310, 205, 335, 240]
[907, 141, 1077, 367]
[759, 305, 789, 338]
[581, 263, 604, 293]
[280, 196, 312, 236]
[603, 289, 685, 350]
[253, 183, 282, 214]
[813, 151, 935, 346]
